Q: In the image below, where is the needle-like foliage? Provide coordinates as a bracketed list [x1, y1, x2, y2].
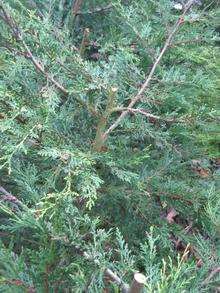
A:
[0, 0, 219, 292]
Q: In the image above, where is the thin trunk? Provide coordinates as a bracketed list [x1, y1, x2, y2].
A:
[93, 88, 118, 152]
[93, 116, 107, 152]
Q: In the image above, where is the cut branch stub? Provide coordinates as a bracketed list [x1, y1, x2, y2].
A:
[129, 273, 147, 293]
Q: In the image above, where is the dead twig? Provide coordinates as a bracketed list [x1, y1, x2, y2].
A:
[81, 251, 129, 292]
[21, 40, 68, 95]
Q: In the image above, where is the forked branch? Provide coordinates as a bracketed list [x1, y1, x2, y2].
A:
[111, 107, 175, 123]
[103, 0, 197, 139]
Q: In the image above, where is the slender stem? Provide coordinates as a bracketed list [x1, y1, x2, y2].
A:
[0, 186, 21, 204]
[170, 37, 205, 47]
[110, 107, 174, 122]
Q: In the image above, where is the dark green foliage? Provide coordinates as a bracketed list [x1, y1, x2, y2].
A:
[0, 0, 219, 292]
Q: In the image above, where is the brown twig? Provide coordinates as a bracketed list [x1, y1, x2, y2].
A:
[82, 250, 146, 292]
[103, 0, 196, 140]
[4, 279, 35, 292]
[111, 107, 175, 123]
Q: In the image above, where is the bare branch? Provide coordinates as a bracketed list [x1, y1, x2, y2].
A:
[103, 0, 196, 139]
[0, 3, 67, 94]
[111, 107, 175, 122]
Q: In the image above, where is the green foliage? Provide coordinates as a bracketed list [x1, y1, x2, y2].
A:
[0, 0, 219, 292]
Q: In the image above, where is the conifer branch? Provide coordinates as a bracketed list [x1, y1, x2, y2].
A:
[0, 2, 98, 116]
[103, 0, 197, 139]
